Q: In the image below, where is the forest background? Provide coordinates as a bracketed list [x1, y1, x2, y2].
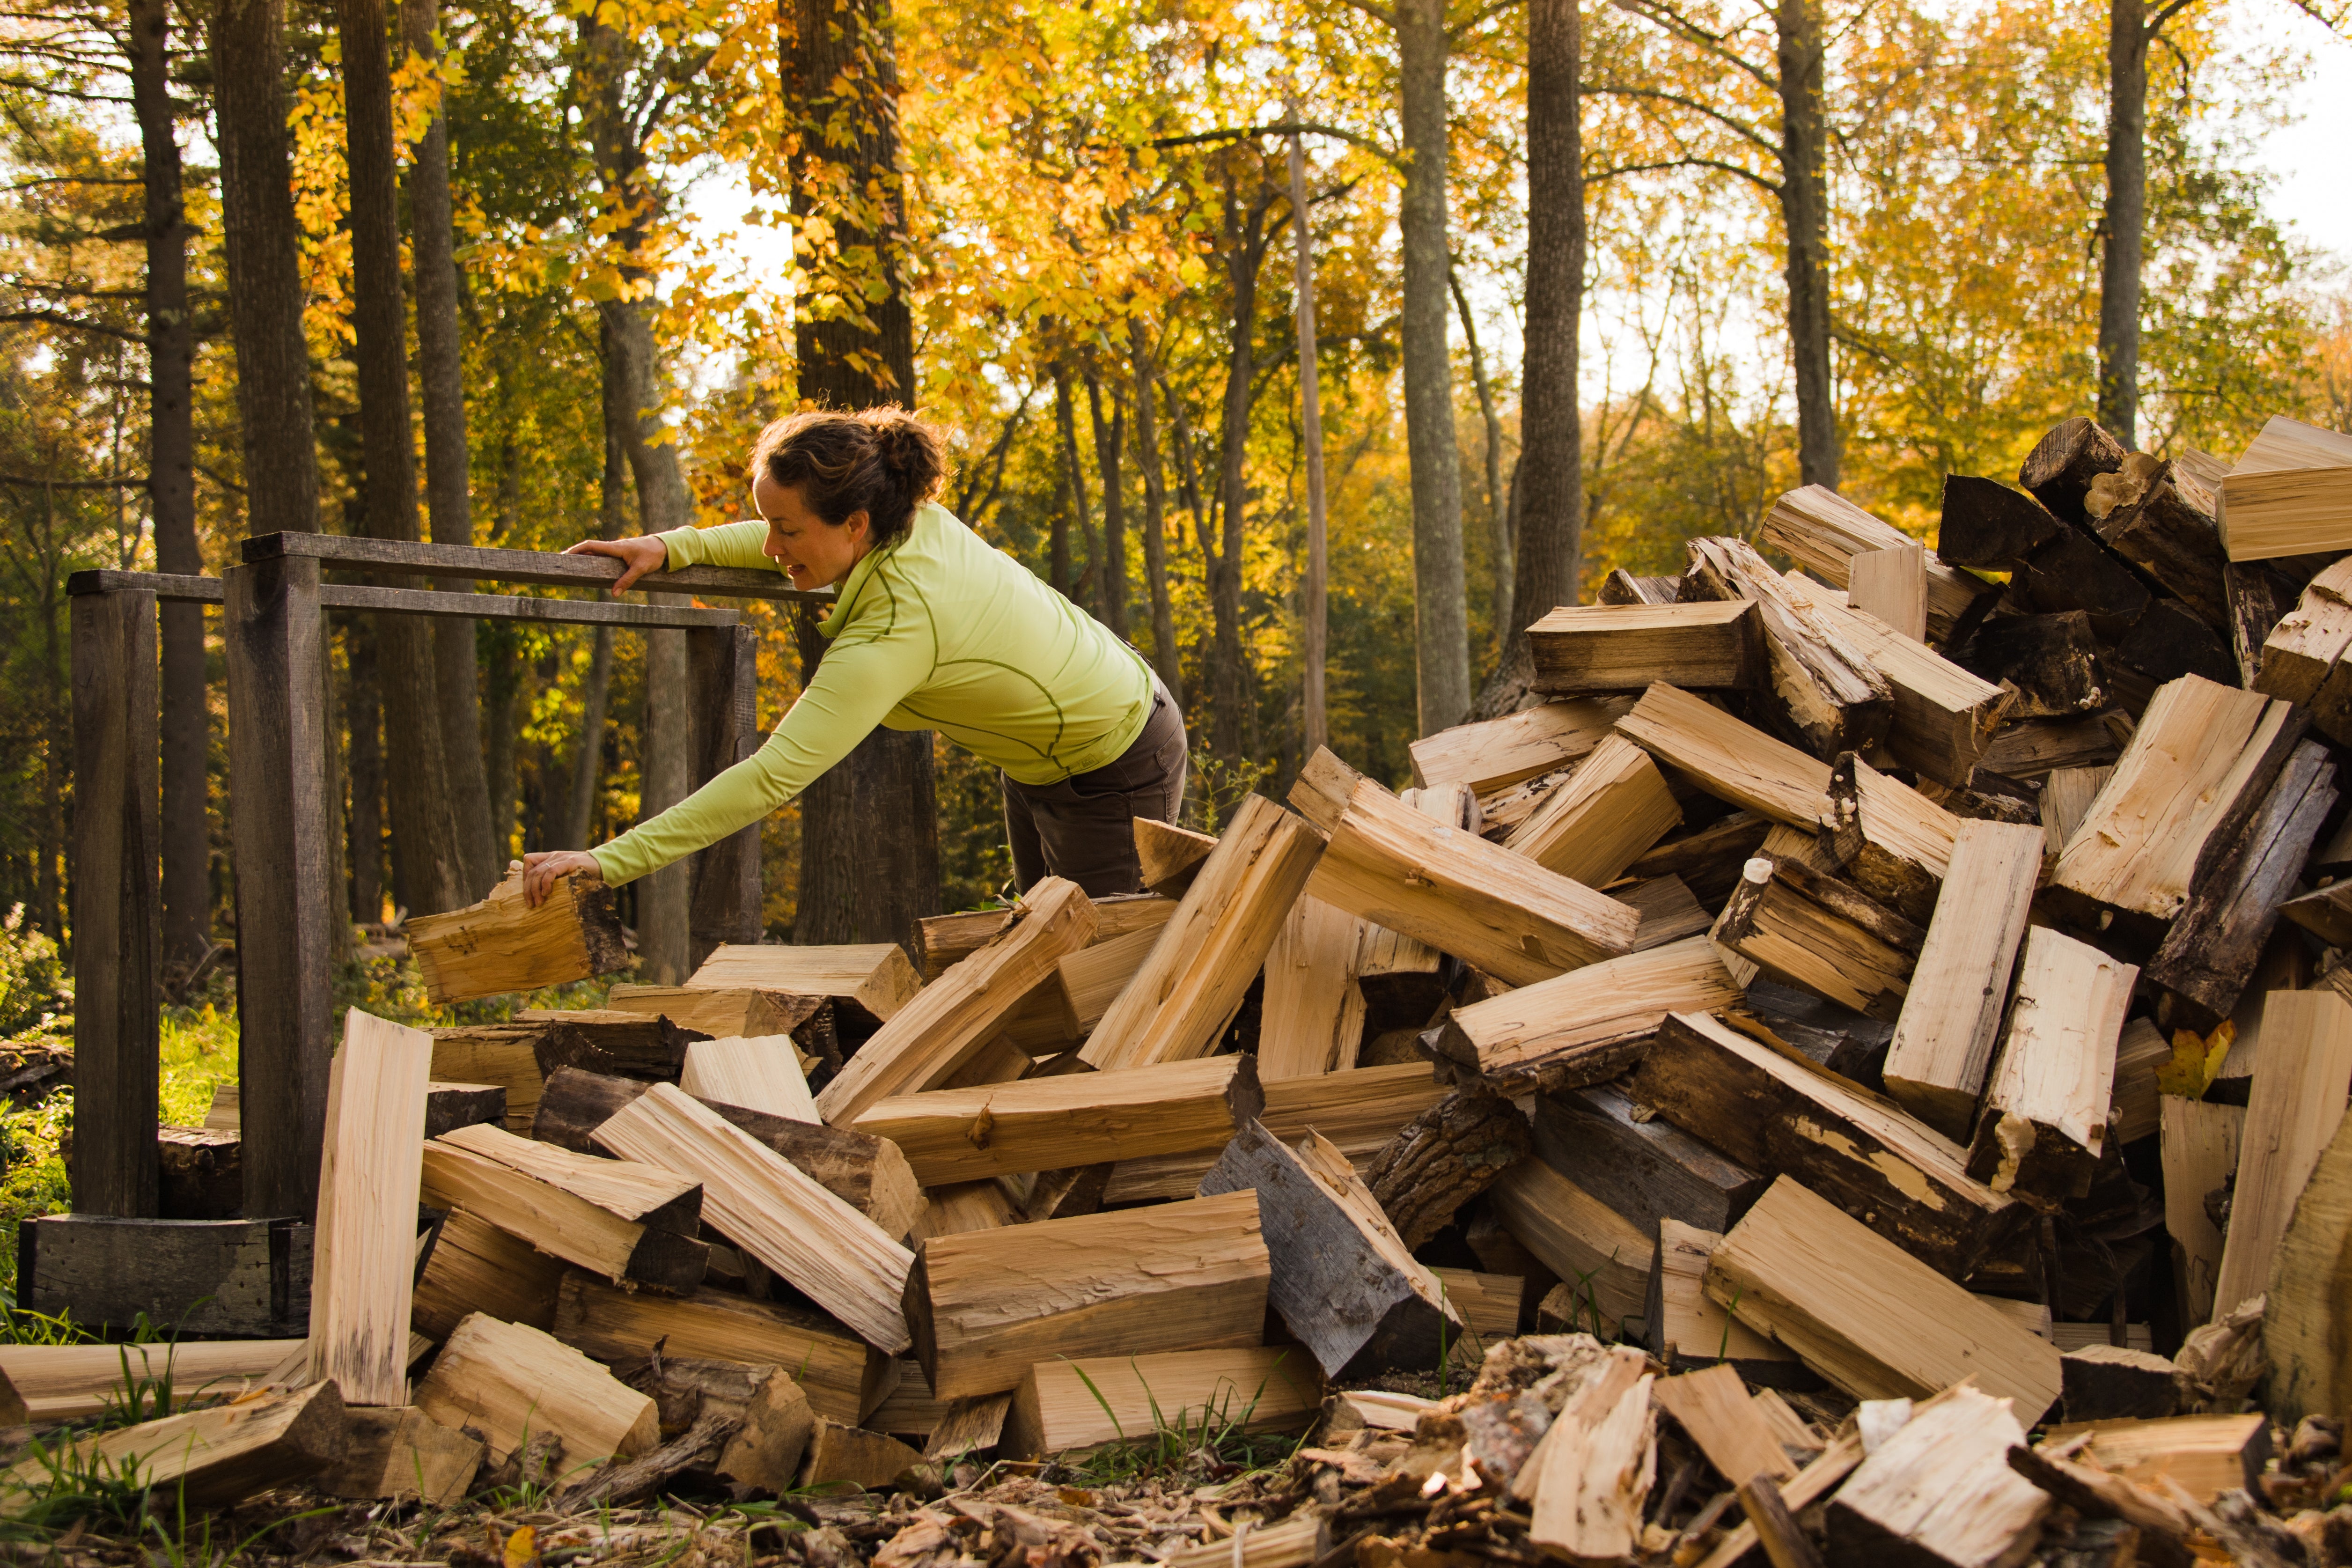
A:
[2, 0, 2350, 988]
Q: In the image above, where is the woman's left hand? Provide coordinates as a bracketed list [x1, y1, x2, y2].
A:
[518, 850, 603, 908]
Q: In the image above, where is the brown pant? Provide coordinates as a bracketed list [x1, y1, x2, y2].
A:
[1002, 681, 1188, 897]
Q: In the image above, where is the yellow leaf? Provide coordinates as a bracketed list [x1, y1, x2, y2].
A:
[2155, 1021, 2235, 1099]
[504, 1526, 539, 1568]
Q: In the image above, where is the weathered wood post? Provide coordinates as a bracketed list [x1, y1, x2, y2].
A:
[68, 585, 162, 1217]
[224, 555, 335, 1219]
[687, 622, 763, 969]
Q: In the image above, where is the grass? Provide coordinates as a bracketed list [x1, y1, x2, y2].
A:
[1057, 1357, 1310, 1487]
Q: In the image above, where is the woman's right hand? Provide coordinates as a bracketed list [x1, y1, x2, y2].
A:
[566, 535, 669, 594]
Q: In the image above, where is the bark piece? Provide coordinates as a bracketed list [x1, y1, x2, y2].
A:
[419, 1121, 706, 1291]
[2053, 674, 2301, 921]
[1646, 1219, 1796, 1372]
[1738, 1474, 1827, 1568]
[1759, 484, 1992, 642]
[1523, 601, 1760, 692]
[2225, 560, 2300, 687]
[2093, 460, 2231, 627]
[1200, 1122, 1460, 1376]
[1683, 535, 1893, 757]
[853, 1053, 1261, 1185]
[2003, 1445, 2196, 1568]
[2014, 528, 2154, 640]
[1938, 473, 2066, 567]
[405, 871, 628, 1004]
[1435, 936, 1743, 1091]
[1708, 1176, 2062, 1414]
[903, 1190, 1270, 1399]
[414, 1311, 657, 1474]
[411, 1207, 567, 1340]
[307, 1011, 434, 1406]
[1408, 696, 1633, 793]
[2060, 1344, 2183, 1423]
[1615, 683, 1833, 831]
[530, 1013, 703, 1083]
[1487, 1160, 1654, 1336]
[686, 941, 923, 1026]
[617, 1355, 814, 1495]
[2109, 598, 2239, 691]
[1964, 611, 2106, 716]
[2210, 989, 2352, 1320]
[1711, 855, 1918, 1023]
[316, 1406, 483, 1505]
[1632, 1010, 2021, 1277]
[2, 1379, 345, 1507]
[1532, 1082, 1766, 1237]
[1135, 819, 1218, 898]
[816, 877, 1097, 1123]
[2219, 415, 2352, 561]
[1002, 1348, 1322, 1459]
[1823, 1383, 2050, 1568]
[1102, 1062, 1446, 1204]
[1363, 1087, 1531, 1250]
[1881, 821, 2043, 1140]
[595, 1082, 915, 1354]
[1081, 795, 1324, 1070]
[1503, 733, 1683, 886]
[554, 1274, 889, 1426]
[1739, 980, 1894, 1090]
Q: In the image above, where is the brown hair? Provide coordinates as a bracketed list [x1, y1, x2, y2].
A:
[747, 407, 946, 549]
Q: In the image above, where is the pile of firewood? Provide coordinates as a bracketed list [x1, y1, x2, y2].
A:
[9, 409, 2352, 1567]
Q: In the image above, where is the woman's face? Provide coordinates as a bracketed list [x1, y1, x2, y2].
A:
[754, 473, 870, 591]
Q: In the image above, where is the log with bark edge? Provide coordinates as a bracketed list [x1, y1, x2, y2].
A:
[1977, 714, 2124, 781]
[411, 1207, 569, 1340]
[1531, 1082, 1766, 1239]
[2019, 415, 2128, 525]
[413, 1310, 659, 1475]
[2091, 458, 2231, 628]
[1432, 935, 1745, 1092]
[1522, 601, 1760, 693]
[418, 1120, 706, 1291]
[1820, 754, 1961, 926]
[1961, 611, 2105, 717]
[1407, 696, 1633, 794]
[603, 984, 827, 1045]
[1779, 570, 2013, 787]
[1362, 1085, 1531, 1249]
[405, 870, 630, 1004]
[1937, 473, 2066, 567]
[1681, 534, 1893, 757]
[1964, 926, 2136, 1201]
[1759, 483, 1993, 642]
[1, 1378, 347, 1508]
[1710, 854, 1919, 1023]
[1628, 810, 1774, 906]
[1102, 1061, 1448, 1204]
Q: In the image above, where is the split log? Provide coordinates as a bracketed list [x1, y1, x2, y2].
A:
[1531, 1083, 1766, 1237]
[1002, 1347, 1322, 1459]
[1201, 1122, 1460, 1376]
[1624, 873, 1713, 950]
[0, 1339, 306, 1423]
[613, 1355, 814, 1495]
[1257, 896, 1370, 1079]
[406, 870, 629, 1004]
[1486, 1159, 1654, 1336]
[1646, 1219, 1796, 1372]
[2226, 560, 2300, 686]
[1434, 936, 1741, 1091]
[156, 1123, 240, 1218]
[1881, 820, 2043, 1140]
[1136, 819, 1218, 898]
[2210, 989, 2352, 1319]
[2041, 764, 2114, 859]
[595, 1082, 916, 1354]
[679, 1036, 817, 1123]
[1848, 543, 1927, 640]
[1963, 611, 2106, 716]
[1523, 601, 1760, 693]
[3, 1379, 346, 1508]
[1527, 1359, 1656, 1562]
[1938, 474, 2066, 567]
[316, 1406, 483, 1505]
[1780, 570, 2013, 786]
[2053, 674, 2302, 920]
[1304, 775, 1637, 986]
[1656, 1362, 1794, 1485]
[1362, 1086, 1531, 1250]
[2220, 414, 2352, 560]
[903, 1190, 1270, 1399]
[1824, 1383, 2050, 1568]
[1102, 1062, 1446, 1204]
[1632, 1010, 2021, 1276]
[1408, 696, 1633, 794]
[1629, 810, 1773, 906]
[1503, 733, 1682, 886]
[2019, 414, 2127, 525]
[1759, 483, 1992, 642]
[2265, 1103, 2352, 1426]
[2038, 1413, 2271, 1503]
[1737, 1475, 1826, 1568]
[2110, 1016, 2168, 1145]
[430, 1023, 547, 1134]
[813, 879, 1095, 1124]
[1431, 1265, 1523, 1365]
[554, 1274, 890, 1426]
[801, 1419, 923, 1490]
[2253, 556, 2352, 713]
[422, 1082, 507, 1139]
[2161, 1095, 2244, 1327]
[1683, 535, 1893, 756]
[1977, 714, 2123, 780]
[1600, 568, 1680, 604]
[411, 1207, 569, 1340]
[2146, 739, 2337, 1028]
[921, 1393, 1012, 1460]
[918, 894, 1174, 983]
[852, 1053, 1262, 1185]
[1512, 1341, 1647, 1507]
[604, 984, 826, 1044]
[1738, 979, 1893, 1090]
[2003, 1445, 2196, 1568]
[1080, 795, 1323, 1070]
[415, 1311, 657, 1474]
[1614, 683, 1832, 831]
[2282, 881, 2352, 947]
[1820, 755, 1961, 925]
[531, 1013, 702, 1083]
[1967, 927, 2136, 1201]
[419, 1121, 706, 1291]
[686, 941, 923, 1026]
[2061, 1344, 2183, 1422]
[2108, 598, 2240, 693]
[1710, 855, 1919, 1023]
[2013, 529, 2153, 640]
[1707, 1176, 2063, 1414]
[2093, 460, 2231, 627]
[1287, 744, 1363, 835]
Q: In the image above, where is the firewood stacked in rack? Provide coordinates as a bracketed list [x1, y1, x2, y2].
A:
[22, 408, 2352, 1567]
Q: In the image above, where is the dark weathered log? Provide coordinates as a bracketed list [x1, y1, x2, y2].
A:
[2146, 740, 2337, 1031]
[1961, 612, 2105, 717]
[1821, 755, 1959, 925]
[1737, 980, 1893, 1091]
[1937, 475, 2065, 568]
[2225, 562, 2300, 688]
[554, 1409, 740, 1511]
[2109, 600, 2239, 690]
[423, 1082, 507, 1139]
[157, 1126, 242, 1219]
[2019, 415, 2128, 526]
[2061, 1345, 2183, 1423]
[1738, 1474, 1828, 1568]
[18, 1214, 310, 1336]
[1530, 1084, 1766, 1237]
[2093, 462, 2230, 629]
[1201, 1120, 1458, 1378]
[2014, 529, 2153, 640]
[1625, 810, 1773, 906]
[534, 1016, 705, 1082]
[1364, 1086, 1532, 1249]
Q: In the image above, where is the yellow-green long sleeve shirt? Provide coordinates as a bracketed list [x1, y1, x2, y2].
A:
[589, 503, 1154, 887]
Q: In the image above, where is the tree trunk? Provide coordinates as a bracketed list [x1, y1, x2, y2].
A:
[782, 0, 938, 958]
[1514, 0, 1584, 640]
[346, 620, 384, 924]
[404, 0, 498, 900]
[1395, 0, 1470, 735]
[212, 0, 320, 540]
[1775, 0, 1839, 491]
[2099, 0, 2146, 447]
[1209, 178, 1267, 766]
[482, 622, 522, 867]
[341, 0, 468, 917]
[1050, 360, 1077, 598]
[129, 0, 207, 972]
[1084, 366, 1131, 640]
[1288, 116, 1330, 755]
[1128, 322, 1185, 706]
[1450, 268, 1511, 657]
[565, 353, 628, 853]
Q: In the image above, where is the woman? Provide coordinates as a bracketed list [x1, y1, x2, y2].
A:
[520, 407, 1187, 910]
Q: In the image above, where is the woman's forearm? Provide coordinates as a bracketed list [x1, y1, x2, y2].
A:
[657, 517, 774, 573]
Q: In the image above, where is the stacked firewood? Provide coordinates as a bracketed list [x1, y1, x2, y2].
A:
[11, 408, 2352, 1566]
